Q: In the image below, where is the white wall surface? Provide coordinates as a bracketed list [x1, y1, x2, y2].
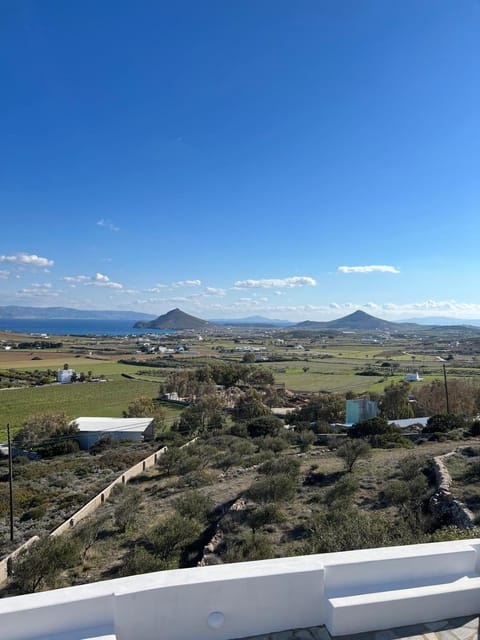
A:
[2, 540, 480, 640]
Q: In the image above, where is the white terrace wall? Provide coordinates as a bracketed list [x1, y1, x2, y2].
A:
[2, 540, 480, 640]
[50, 446, 167, 536]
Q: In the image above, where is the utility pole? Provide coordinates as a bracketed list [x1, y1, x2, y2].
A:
[443, 365, 450, 414]
[7, 423, 14, 541]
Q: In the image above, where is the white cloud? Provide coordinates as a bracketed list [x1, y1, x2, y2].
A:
[234, 276, 317, 289]
[146, 284, 168, 293]
[17, 288, 60, 297]
[95, 273, 110, 282]
[86, 281, 123, 290]
[204, 287, 226, 296]
[0, 253, 54, 267]
[62, 275, 90, 283]
[96, 219, 119, 232]
[0, 270, 10, 279]
[337, 265, 400, 274]
[172, 279, 202, 288]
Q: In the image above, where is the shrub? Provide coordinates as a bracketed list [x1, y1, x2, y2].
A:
[247, 415, 284, 438]
[12, 536, 80, 593]
[336, 439, 371, 472]
[222, 532, 273, 563]
[173, 490, 214, 524]
[247, 474, 297, 503]
[258, 457, 300, 480]
[423, 414, 466, 434]
[114, 487, 143, 532]
[246, 503, 284, 533]
[149, 515, 202, 565]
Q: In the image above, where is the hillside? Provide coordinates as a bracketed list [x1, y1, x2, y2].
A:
[295, 310, 408, 331]
[134, 308, 213, 330]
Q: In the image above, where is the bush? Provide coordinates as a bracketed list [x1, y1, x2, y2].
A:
[114, 487, 143, 532]
[246, 503, 284, 533]
[423, 414, 466, 434]
[222, 532, 273, 563]
[12, 536, 80, 593]
[149, 515, 202, 565]
[247, 474, 297, 503]
[173, 490, 214, 524]
[470, 421, 480, 436]
[247, 415, 284, 438]
[20, 505, 47, 521]
[258, 457, 300, 480]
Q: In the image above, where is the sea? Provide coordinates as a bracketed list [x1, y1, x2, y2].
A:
[0, 319, 177, 337]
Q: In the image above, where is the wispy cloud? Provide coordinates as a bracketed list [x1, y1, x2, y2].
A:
[204, 287, 226, 296]
[234, 276, 317, 289]
[0, 270, 10, 279]
[96, 218, 119, 232]
[172, 279, 202, 287]
[62, 275, 90, 283]
[17, 287, 60, 297]
[62, 272, 124, 289]
[337, 265, 400, 274]
[0, 253, 54, 267]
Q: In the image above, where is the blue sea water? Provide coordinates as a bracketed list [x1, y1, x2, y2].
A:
[0, 319, 176, 337]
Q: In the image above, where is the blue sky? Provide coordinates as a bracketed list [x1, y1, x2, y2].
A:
[1, 1, 479, 320]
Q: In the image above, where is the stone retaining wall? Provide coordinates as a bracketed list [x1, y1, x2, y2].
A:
[430, 450, 475, 528]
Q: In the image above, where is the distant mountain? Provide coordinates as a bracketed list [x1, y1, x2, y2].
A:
[404, 316, 480, 327]
[211, 315, 294, 327]
[0, 306, 156, 321]
[295, 310, 407, 331]
[134, 308, 214, 330]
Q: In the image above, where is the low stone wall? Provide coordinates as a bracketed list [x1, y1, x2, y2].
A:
[430, 451, 475, 528]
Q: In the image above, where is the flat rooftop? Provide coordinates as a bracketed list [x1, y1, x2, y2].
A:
[71, 416, 154, 432]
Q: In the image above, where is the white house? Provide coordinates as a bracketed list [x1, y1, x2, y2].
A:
[57, 369, 75, 383]
[405, 372, 423, 382]
[71, 417, 155, 450]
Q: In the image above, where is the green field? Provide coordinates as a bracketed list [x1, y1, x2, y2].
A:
[0, 378, 183, 439]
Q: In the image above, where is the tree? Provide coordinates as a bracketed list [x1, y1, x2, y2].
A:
[175, 395, 225, 436]
[415, 379, 480, 417]
[233, 389, 270, 421]
[422, 414, 466, 434]
[247, 415, 283, 438]
[242, 352, 256, 363]
[76, 514, 109, 563]
[293, 393, 345, 424]
[379, 382, 413, 420]
[349, 417, 408, 448]
[336, 439, 371, 472]
[123, 396, 167, 432]
[14, 413, 79, 456]
[12, 536, 79, 594]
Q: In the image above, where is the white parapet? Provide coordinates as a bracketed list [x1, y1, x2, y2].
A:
[1, 540, 480, 640]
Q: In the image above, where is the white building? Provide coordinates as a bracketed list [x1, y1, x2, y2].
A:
[71, 417, 154, 450]
[405, 372, 423, 382]
[57, 369, 75, 383]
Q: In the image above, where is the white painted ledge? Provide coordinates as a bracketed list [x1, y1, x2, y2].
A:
[1, 540, 480, 640]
